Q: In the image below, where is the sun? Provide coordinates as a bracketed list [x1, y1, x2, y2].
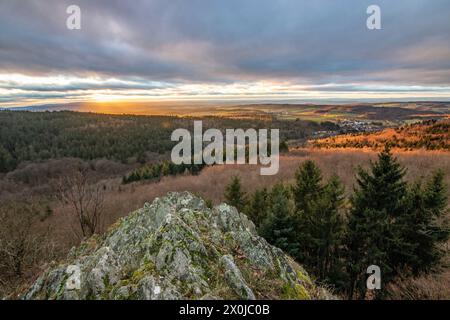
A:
[91, 93, 124, 103]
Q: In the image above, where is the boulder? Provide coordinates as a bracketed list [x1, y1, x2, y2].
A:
[23, 192, 333, 300]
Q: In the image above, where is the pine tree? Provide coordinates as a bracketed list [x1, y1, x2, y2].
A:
[346, 146, 411, 299]
[244, 188, 269, 229]
[424, 170, 448, 218]
[317, 175, 348, 288]
[405, 170, 449, 274]
[0, 145, 15, 172]
[224, 176, 247, 212]
[260, 184, 299, 256]
[279, 140, 289, 153]
[293, 160, 323, 213]
[294, 167, 348, 289]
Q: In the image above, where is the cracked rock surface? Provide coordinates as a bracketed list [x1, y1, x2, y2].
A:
[23, 192, 333, 300]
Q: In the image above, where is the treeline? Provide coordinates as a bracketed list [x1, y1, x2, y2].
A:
[224, 147, 449, 299]
[122, 161, 206, 184]
[0, 110, 326, 173]
[312, 119, 450, 151]
[123, 141, 289, 184]
[313, 135, 449, 151]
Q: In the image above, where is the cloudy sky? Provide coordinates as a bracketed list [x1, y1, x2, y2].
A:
[1, 0, 450, 107]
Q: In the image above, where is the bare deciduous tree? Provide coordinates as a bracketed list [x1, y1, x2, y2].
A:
[0, 201, 57, 297]
[57, 168, 105, 238]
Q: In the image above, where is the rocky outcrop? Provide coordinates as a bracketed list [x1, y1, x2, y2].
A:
[24, 192, 333, 300]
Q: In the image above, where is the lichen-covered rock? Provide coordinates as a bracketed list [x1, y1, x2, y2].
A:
[23, 192, 333, 300]
[220, 255, 255, 300]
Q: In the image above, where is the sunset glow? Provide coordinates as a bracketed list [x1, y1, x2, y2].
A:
[1, 0, 449, 109]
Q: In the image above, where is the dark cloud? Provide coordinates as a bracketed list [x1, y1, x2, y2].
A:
[0, 78, 168, 92]
[0, 0, 449, 104]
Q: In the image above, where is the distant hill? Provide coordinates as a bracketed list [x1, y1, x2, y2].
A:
[311, 119, 450, 151]
[3, 101, 449, 121]
[228, 102, 449, 121]
[0, 103, 82, 112]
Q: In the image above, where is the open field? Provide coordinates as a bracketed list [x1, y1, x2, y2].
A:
[3, 146, 449, 244]
[5, 101, 449, 123]
[40, 148, 450, 243]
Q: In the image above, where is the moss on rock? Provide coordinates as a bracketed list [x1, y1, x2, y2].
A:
[23, 192, 333, 300]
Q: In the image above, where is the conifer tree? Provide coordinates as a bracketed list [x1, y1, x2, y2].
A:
[316, 175, 348, 287]
[405, 170, 449, 274]
[224, 176, 247, 212]
[279, 140, 290, 153]
[293, 160, 323, 212]
[244, 188, 269, 229]
[260, 184, 299, 256]
[0, 145, 14, 173]
[346, 146, 411, 299]
[294, 167, 347, 289]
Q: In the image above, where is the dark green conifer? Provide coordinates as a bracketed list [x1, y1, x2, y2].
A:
[224, 176, 247, 212]
[260, 184, 299, 256]
[244, 188, 269, 229]
[346, 146, 410, 299]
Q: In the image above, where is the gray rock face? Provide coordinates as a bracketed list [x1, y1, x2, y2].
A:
[23, 192, 332, 300]
[220, 255, 255, 300]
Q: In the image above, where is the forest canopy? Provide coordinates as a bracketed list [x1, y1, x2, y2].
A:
[0, 110, 326, 173]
